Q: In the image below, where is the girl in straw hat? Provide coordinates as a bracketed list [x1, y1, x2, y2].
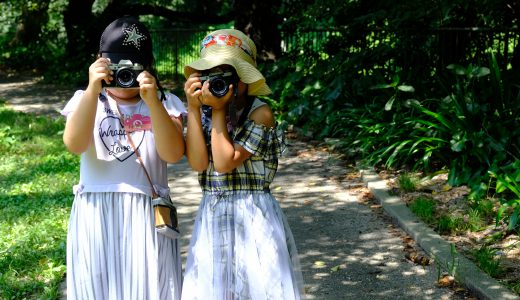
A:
[182, 28, 304, 299]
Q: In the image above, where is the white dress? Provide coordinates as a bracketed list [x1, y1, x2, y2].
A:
[61, 90, 186, 300]
[182, 100, 304, 299]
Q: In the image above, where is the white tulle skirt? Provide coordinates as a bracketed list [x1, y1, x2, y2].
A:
[66, 192, 182, 300]
[182, 191, 304, 300]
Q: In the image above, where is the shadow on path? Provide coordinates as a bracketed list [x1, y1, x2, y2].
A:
[0, 77, 80, 116]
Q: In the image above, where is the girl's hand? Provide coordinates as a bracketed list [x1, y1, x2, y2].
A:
[137, 71, 159, 104]
[200, 80, 234, 111]
[87, 57, 112, 94]
[184, 73, 203, 110]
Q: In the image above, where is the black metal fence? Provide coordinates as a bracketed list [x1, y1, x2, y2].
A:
[151, 28, 520, 80]
[150, 29, 211, 81]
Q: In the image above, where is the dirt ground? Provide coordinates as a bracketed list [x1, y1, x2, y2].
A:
[0, 76, 479, 299]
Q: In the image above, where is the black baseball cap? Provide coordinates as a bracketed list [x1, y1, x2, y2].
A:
[99, 16, 153, 67]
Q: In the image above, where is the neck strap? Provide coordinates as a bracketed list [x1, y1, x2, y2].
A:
[126, 131, 158, 198]
[104, 93, 158, 198]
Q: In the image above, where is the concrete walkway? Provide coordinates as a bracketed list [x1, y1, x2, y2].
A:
[168, 141, 473, 299]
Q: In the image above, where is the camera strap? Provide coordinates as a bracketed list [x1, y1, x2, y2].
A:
[126, 131, 159, 199]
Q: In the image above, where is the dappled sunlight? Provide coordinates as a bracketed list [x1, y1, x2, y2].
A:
[271, 139, 460, 299]
[165, 140, 463, 299]
[167, 157, 202, 261]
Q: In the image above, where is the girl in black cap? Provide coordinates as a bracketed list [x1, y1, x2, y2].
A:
[61, 16, 185, 299]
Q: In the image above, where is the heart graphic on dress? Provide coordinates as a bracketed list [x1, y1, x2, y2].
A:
[98, 116, 145, 162]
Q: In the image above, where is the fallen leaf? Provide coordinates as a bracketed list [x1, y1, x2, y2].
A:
[404, 249, 431, 265]
[437, 275, 454, 287]
[314, 261, 326, 267]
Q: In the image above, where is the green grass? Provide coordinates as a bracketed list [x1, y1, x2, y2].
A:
[400, 177, 511, 288]
[0, 102, 79, 299]
[437, 214, 462, 234]
[471, 199, 496, 220]
[512, 280, 520, 295]
[409, 197, 436, 224]
[472, 246, 504, 278]
[397, 172, 419, 192]
[437, 209, 485, 234]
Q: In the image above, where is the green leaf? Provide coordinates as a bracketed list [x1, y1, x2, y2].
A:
[370, 83, 395, 90]
[450, 140, 465, 152]
[508, 207, 520, 231]
[404, 99, 421, 107]
[331, 265, 341, 272]
[386, 140, 412, 167]
[496, 206, 506, 226]
[384, 96, 396, 111]
[325, 82, 342, 101]
[397, 85, 415, 92]
[470, 67, 490, 78]
[447, 64, 466, 75]
[416, 106, 456, 131]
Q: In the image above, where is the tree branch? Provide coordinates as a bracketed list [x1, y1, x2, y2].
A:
[103, 4, 233, 24]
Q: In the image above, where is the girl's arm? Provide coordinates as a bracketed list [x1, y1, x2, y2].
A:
[184, 73, 209, 171]
[210, 102, 275, 174]
[63, 57, 112, 154]
[139, 71, 185, 163]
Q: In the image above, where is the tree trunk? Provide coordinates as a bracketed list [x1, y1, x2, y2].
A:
[63, 0, 97, 60]
[234, 0, 282, 62]
[10, 1, 50, 47]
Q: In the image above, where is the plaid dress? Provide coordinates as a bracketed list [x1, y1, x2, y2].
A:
[182, 99, 304, 300]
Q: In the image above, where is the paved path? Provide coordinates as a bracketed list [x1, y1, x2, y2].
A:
[1, 78, 471, 299]
[168, 143, 467, 299]
[0, 76, 74, 116]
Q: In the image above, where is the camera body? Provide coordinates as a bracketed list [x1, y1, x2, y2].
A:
[200, 70, 238, 97]
[152, 196, 180, 240]
[103, 59, 144, 88]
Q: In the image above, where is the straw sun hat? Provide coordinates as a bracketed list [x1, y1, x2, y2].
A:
[184, 29, 272, 96]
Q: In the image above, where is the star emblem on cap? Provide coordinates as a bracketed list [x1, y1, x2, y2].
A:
[122, 24, 146, 50]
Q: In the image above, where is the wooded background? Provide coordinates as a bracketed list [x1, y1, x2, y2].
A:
[2, 1, 520, 298]
[3, 0, 520, 78]
[2, 0, 520, 208]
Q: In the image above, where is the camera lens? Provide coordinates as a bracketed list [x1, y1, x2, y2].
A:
[116, 68, 136, 88]
[209, 77, 229, 97]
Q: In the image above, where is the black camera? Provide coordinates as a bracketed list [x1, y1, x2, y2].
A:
[200, 71, 238, 97]
[103, 59, 144, 88]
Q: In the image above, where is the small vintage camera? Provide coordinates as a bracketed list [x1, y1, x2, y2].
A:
[200, 70, 238, 97]
[152, 196, 180, 240]
[103, 59, 144, 88]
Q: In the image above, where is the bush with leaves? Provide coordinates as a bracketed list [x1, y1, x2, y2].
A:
[411, 53, 520, 198]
